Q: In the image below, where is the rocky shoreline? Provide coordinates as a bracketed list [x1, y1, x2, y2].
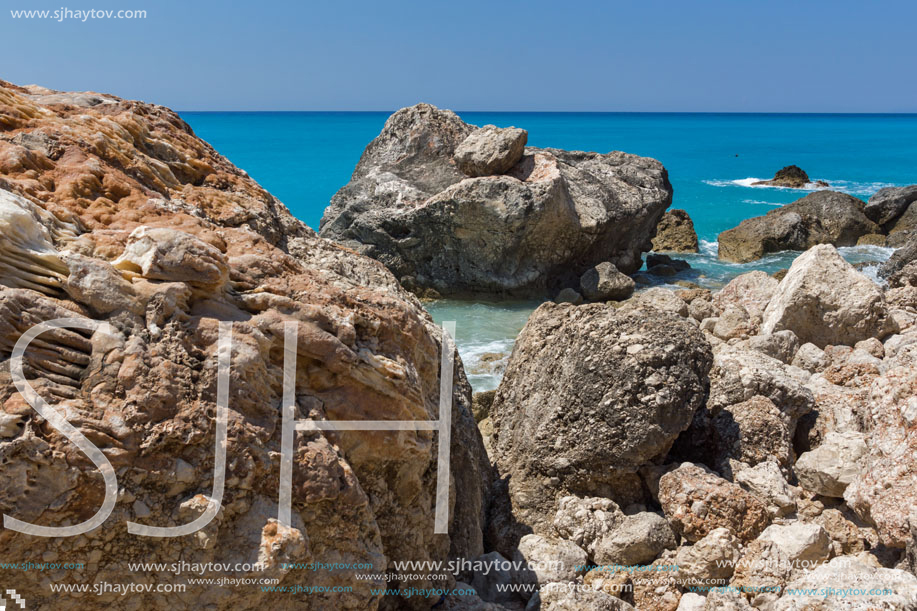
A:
[1, 83, 916, 611]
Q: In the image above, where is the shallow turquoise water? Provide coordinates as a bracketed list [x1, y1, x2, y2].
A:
[182, 111, 917, 390]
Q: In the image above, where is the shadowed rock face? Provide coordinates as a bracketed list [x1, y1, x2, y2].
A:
[717, 191, 879, 263]
[752, 165, 826, 189]
[319, 104, 673, 296]
[0, 81, 488, 611]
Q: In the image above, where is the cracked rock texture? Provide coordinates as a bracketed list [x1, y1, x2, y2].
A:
[0, 80, 489, 610]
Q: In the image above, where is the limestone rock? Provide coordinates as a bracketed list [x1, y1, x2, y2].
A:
[791, 342, 830, 373]
[593, 511, 677, 566]
[758, 522, 831, 565]
[512, 534, 587, 596]
[730, 539, 792, 606]
[652, 209, 700, 253]
[526, 583, 636, 610]
[864, 184, 917, 226]
[659, 463, 770, 542]
[0, 81, 490, 611]
[674, 527, 741, 584]
[762, 244, 893, 347]
[320, 104, 673, 295]
[489, 302, 712, 551]
[795, 431, 867, 499]
[580, 262, 635, 301]
[468, 551, 518, 605]
[773, 557, 917, 610]
[734, 461, 797, 517]
[454, 124, 528, 177]
[624, 287, 689, 317]
[712, 271, 778, 326]
[747, 330, 800, 364]
[718, 191, 879, 263]
[712, 396, 794, 472]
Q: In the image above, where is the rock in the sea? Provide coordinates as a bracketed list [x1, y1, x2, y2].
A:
[717, 191, 879, 263]
[580, 261, 635, 301]
[794, 431, 867, 497]
[320, 103, 673, 295]
[454, 124, 528, 177]
[0, 81, 489, 611]
[652, 209, 700, 253]
[659, 463, 770, 542]
[751, 165, 820, 188]
[761, 244, 893, 347]
[879, 231, 917, 285]
[864, 184, 917, 227]
[488, 302, 712, 550]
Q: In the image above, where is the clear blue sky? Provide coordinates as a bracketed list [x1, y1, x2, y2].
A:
[3, 0, 916, 112]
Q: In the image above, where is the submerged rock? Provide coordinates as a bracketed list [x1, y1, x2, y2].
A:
[717, 191, 879, 263]
[652, 209, 700, 253]
[320, 103, 673, 295]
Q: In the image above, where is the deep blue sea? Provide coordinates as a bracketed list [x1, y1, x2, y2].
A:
[182, 111, 917, 389]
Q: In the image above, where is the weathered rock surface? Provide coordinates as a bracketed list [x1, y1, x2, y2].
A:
[488, 302, 712, 551]
[659, 463, 770, 543]
[320, 103, 673, 295]
[652, 209, 700, 253]
[794, 431, 867, 497]
[773, 557, 917, 610]
[752, 165, 823, 189]
[580, 261, 635, 302]
[0, 81, 489, 610]
[454, 124, 528, 177]
[762, 244, 893, 347]
[717, 191, 879, 263]
[758, 522, 831, 565]
[864, 184, 917, 227]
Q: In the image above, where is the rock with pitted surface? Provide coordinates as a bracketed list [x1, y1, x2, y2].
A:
[487, 302, 712, 552]
[879, 231, 917, 286]
[717, 191, 879, 263]
[0, 80, 490, 611]
[864, 184, 917, 227]
[762, 244, 893, 347]
[752, 165, 823, 189]
[773, 557, 917, 610]
[454, 125, 528, 177]
[320, 104, 673, 295]
[794, 431, 867, 497]
[659, 463, 770, 542]
[651, 209, 700, 253]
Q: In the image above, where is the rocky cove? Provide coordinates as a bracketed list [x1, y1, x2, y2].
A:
[1, 81, 917, 611]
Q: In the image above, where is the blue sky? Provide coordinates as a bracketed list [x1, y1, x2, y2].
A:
[3, 0, 916, 112]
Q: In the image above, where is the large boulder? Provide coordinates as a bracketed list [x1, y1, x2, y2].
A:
[717, 191, 880, 263]
[579, 261, 635, 301]
[762, 244, 893, 347]
[864, 184, 917, 227]
[0, 82, 489, 611]
[319, 104, 673, 295]
[651, 209, 700, 253]
[488, 302, 712, 551]
[454, 124, 528, 177]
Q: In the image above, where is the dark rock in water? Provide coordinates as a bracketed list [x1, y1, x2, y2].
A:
[319, 103, 673, 296]
[864, 185, 917, 227]
[647, 252, 691, 272]
[555, 287, 584, 304]
[773, 268, 789, 281]
[454, 125, 527, 177]
[888, 201, 917, 237]
[753, 165, 825, 188]
[717, 191, 880, 263]
[652, 209, 700, 253]
[579, 262, 635, 301]
[487, 302, 713, 551]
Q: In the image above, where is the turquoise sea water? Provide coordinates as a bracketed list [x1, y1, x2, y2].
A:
[183, 112, 917, 389]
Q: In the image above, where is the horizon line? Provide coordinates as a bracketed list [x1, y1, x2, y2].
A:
[178, 109, 917, 116]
